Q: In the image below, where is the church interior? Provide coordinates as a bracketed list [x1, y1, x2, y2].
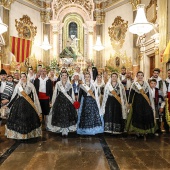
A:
[0, 0, 170, 170]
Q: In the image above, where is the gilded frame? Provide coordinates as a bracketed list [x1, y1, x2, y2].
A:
[146, 0, 157, 23]
[108, 16, 128, 50]
[15, 15, 37, 40]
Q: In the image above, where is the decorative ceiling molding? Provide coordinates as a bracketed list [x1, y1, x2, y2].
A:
[0, 0, 15, 10]
[53, 0, 93, 20]
[102, 0, 129, 12]
[102, 0, 123, 9]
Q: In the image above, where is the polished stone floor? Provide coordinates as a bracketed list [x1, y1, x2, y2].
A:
[0, 123, 170, 170]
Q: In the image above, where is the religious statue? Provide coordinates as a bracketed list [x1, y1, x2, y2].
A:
[59, 38, 77, 60]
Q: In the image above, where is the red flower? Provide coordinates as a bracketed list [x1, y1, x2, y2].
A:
[73, 101, 80, 109]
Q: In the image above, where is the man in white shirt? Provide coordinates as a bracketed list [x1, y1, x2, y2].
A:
[34, 68, 53, 125]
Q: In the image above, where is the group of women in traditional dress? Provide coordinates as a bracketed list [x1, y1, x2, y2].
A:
[2, 69, 158, 140]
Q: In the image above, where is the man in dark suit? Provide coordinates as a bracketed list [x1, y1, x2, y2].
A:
[34, 68, 53, 125]
[86, 60, 98, 81]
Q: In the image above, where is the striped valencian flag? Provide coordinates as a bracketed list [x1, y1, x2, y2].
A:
[10, 36, 32, 62]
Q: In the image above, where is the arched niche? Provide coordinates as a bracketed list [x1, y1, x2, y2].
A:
[63, 14, 84, 56]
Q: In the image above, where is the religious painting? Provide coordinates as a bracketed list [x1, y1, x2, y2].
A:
[108, 16, 128, 50]
[23, 26, 31, 39]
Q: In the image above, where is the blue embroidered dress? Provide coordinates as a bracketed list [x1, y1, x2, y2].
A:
[77, 83, 103, 135]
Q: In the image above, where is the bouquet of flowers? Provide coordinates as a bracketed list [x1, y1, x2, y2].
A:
[73, 101, 80, 109]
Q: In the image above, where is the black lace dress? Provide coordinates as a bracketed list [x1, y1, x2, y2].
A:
[6, 84, 41, 139]
[46, 83, 77, 135]
[104, 84, 124, 133]
[126, 82, 155, 134]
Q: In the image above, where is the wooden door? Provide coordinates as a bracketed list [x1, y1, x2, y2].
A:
[150, 55, 155, 77]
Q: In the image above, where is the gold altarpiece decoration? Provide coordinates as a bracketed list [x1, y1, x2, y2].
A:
[108, 16, 128, 50]
[106, 52, 132, 73]
[15, 15, 37, 40]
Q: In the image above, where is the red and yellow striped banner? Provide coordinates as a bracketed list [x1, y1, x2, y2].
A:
[10, 36, 32, 63]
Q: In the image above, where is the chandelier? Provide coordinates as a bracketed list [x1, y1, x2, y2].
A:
[0, 17, 8, 34]
[129, 4, 154, 36]
[93, 36, 104, 51]
[40, 35, 52, 51]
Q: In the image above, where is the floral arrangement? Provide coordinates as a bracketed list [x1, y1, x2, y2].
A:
[50, 59, 60, 72]
[105, 65, 119, 74]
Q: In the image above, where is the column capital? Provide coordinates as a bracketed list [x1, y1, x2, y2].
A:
[0, 0, 15, 10]
[129, 0, 141, 11]
[50, 20, 60, 33]
[85, 21, 96, 33]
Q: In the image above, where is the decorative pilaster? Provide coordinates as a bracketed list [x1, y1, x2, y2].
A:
[158, 0, 168, 79]
[94, 1, 105, 25]
[40, 0, 52, 24]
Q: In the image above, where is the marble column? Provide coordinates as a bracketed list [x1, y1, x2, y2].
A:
[50, 21, 60, 61]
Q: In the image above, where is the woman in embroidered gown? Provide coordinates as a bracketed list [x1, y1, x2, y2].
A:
[94, 73, 105, 109]
[77, 72, 103, 135]
[46, 71, 77, 136]
[126, 71, 156, 137]
[5, 73, 42, 139]
[101, 73, 127, 134]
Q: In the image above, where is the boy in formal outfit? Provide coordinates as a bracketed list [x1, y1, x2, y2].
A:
[149, 79, 165, 135]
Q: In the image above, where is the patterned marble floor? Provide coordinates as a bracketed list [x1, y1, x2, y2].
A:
[0, 123, 170, 170]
